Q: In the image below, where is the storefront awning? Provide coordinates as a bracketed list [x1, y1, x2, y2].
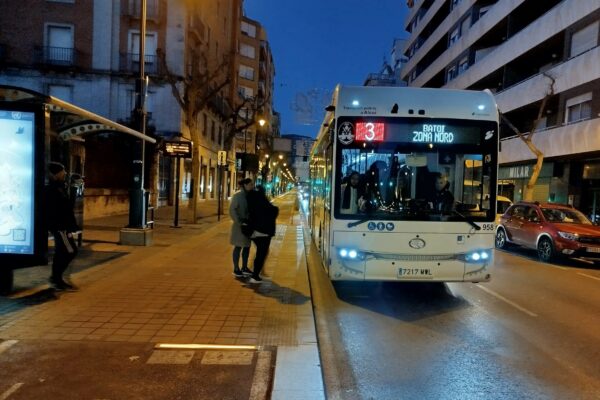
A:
[0, 85, 156, 143]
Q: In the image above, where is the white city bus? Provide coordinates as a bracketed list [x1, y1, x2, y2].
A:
[308, 86, 499, 282]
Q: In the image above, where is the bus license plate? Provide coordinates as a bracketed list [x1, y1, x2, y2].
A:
[587, 247, 600, 253]
[398, 267, 433, 279]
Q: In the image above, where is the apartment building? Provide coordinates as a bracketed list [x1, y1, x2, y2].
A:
[0, 0, 259, 217]
[401, 0, 600, 215]
[235, 15, 276, 162]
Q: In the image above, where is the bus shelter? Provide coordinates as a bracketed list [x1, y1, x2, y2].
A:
[0, 85, 156, 294]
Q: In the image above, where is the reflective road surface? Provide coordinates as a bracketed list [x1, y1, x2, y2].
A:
[306, 233, 600, 400]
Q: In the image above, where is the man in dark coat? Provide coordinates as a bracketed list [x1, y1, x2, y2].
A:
[246, 186, 278, 283]
[432, 174, 454, 214]
[46, 162, 79, 291]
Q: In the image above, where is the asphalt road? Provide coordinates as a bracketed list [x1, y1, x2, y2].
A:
[307, 233, 600, 399]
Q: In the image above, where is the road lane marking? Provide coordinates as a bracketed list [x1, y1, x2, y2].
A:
[476, 285, 538, 317]
[577, 272, 600, 282]
[0, 383, 24, 400]
[249, 350, 272, 400]
[543, 264, 568, 271]
[0, 340, 18, 356]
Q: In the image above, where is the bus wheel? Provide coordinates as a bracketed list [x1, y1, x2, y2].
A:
[537, 237, 555, 263]
[0, 269, 14, 296]
[495, 228, 508, 249]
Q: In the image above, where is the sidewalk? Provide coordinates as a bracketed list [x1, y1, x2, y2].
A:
[0, 192, 324, 400]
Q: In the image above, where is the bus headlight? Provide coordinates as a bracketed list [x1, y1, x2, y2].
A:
[338, 248, 363, 260]
[463, 250, 491, 263]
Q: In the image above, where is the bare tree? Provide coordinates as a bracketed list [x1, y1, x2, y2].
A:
[500, 73, 556, 201]
[223, 94, 272, 153]
[157, 45, 231, 222]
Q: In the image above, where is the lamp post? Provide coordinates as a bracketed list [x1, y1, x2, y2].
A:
[121, 0, 151, 246]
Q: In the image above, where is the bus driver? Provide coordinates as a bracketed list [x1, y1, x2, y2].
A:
[431, 173, 454, 214]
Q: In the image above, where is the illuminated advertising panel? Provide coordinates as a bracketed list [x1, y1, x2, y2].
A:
[0, 110, 35, 255]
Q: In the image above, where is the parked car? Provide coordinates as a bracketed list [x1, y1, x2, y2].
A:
[495, 201, 600, 263]
[496, 195, 513, 224]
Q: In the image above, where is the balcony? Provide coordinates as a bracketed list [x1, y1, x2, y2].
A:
[125, 0, 160, 21]
[499, 117, 600, 164]
[120, 53, 161, 75]
[494, 46, 600, 114]
[34, 46, 78, 67]
[363, 73, 399, 87]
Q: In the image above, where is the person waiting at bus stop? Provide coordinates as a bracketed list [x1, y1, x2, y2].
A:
[46, 162, 80, 291]
[229, 178, 254, 278]
[246, 185, 279, 283]
[431, 173, 454, 214]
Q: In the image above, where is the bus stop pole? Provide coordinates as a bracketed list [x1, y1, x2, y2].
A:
[172, 156, 181, 228]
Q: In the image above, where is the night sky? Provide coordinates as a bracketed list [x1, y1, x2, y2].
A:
[244, 1, 409, 138]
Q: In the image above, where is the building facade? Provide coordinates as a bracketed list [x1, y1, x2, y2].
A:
[401, 0, 600, 216]
[234, 16, 276, 165]
[0, 0, 275, 218]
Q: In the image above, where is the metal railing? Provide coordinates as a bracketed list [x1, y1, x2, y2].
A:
[120, 53, 161, 75]
[34, 46, 77, 66]
[126, 0, 160, 19]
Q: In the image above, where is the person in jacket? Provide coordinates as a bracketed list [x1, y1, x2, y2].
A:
[340, 171, 366, 214]
[246, 185, 279, 283]
[229, 178, 254, 278]
[431, 173, 454, 214]
[46, 162, 79, 291]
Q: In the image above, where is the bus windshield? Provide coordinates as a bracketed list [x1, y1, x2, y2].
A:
[334, 118, 497, 222]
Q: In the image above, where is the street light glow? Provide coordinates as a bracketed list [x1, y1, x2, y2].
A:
[258, 118, 266, 127]
[278, 154, 283, 160]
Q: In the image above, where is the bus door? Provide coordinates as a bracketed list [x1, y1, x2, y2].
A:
[321, 140, 333, 269]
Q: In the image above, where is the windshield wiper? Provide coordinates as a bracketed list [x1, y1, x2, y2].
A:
[452, 210, 481, 231]
[347, 218, 371, 228]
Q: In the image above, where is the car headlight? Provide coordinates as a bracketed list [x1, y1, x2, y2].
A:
[558, 231, 578, 241]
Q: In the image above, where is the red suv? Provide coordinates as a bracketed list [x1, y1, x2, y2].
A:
[495, 202, 600, 263]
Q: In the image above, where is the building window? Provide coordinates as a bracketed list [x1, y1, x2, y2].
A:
[48, 84, 73, 102]
[210, 120, 215, 142]
[446, 65, 457, 83]
[565, 93, 592, 124]
[238, 86, 254, 99]
[218, 126, 223, 146]
[239, 64, 254, 80]
[203, 114, 208, 136]
[458, 56, 469, 74]
[570, 21, 599, 58]
[44, 24, 74, 65]
[240, 43, 255, 59]
[449, 25, 460, 47]
[450, 0, 462, 11]
[127, 30, 158, 73]
[241, 21, 256, 38]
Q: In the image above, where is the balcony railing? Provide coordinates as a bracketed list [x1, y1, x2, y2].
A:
[34, 46, 77, 66]
[120, 53, 161, 75]
[126, 0, 160, 20]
